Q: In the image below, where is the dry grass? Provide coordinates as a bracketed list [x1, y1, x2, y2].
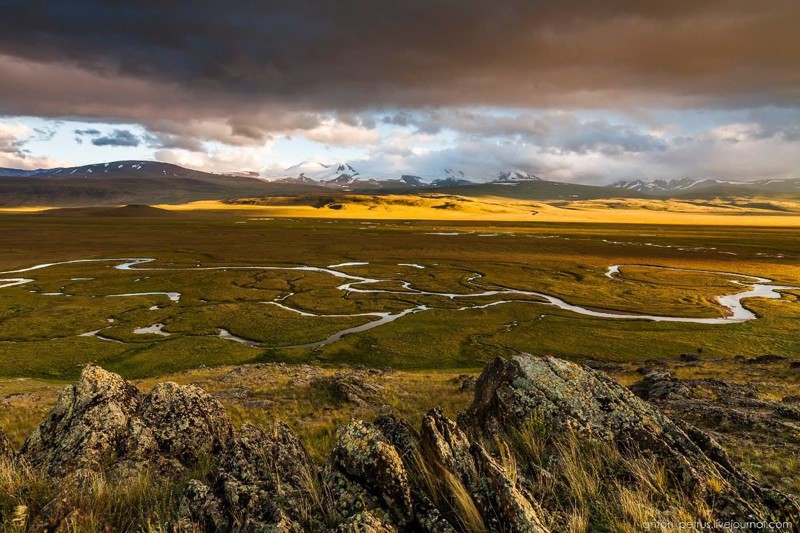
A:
[2, 359, 798, 530]
[157, 196, 800, 226]
[410, 449, 487, 533]
[0, 457, 213, 532]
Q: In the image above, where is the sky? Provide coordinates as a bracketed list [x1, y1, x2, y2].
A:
[0, 1, 798, 183]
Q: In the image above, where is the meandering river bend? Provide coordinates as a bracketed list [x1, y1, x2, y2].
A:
[1, 258, 797, 349]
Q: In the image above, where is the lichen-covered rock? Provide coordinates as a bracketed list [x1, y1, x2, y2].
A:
[373, 415, 457, 533]
[311, 373, 381, 406]
[20, 365, 142, 476]
[373, 414, 420, 460]
[178, 422, 313, 531]
[220, 423, 311, 530]
[9, 357, 800, 532]
[139, 381, 233, 464]
[470, 444, 548, 533]
[336, 511, 399, 532]
[176, 479, 231, 531]
[332, 420, 413, 524]
[421, 408, 548, 533]
[421, 408, 475, 484]
[629, 369, 691, 400]
[20, 366, 233, 479]
[465, 355, 800, 524]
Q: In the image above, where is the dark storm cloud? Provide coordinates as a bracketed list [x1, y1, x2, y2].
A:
[0, 1, 797, 120]
[89, 129, 142, 147]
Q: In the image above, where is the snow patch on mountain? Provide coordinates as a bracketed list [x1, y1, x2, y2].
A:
[493, 170, 542, 183]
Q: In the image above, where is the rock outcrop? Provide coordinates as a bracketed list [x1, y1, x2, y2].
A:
[179, 422, 314, 531]
[20, 365, 232, 481]
[465, 356, 800, 523]
[4, 355, 799, 531]
[311, 373, 382, 406]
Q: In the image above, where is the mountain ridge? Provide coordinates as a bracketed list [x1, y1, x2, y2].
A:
[0, 159, 797, 206]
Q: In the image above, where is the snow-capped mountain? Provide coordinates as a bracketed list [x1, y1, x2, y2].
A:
[426, 168, 475, 186]
[269, 161, 360, 184]
[263, 163, 552, 188]
[493, 171, 542, 183]
[611, 177, 800, 197]
[431, 177, 473, 187]
[400, 175, 425, 187]
[612, 178, 716, 193]
[0, 161, 186, 179]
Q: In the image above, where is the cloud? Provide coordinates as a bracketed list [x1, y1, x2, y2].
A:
[90, 129, 141, 147]
[74, 128, 101, 136]
[343, 114, 800, 183]
[0, 2, 797, 142]
[387, 111, 669, 156]
[0, 121, 67, 169]
[73, 127, 144, 147]
[155, 144, 272, 174]
[302, 119, 380, 146]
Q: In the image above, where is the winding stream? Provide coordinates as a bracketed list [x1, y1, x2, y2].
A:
[1, 258, 798, 349]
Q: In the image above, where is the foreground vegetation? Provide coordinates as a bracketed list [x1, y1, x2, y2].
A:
[2, 354, 798, 531]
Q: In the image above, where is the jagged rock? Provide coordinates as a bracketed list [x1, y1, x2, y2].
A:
[8, 357, 800, 531]
[139, 381, 233, 464]
[629, 369, 691, 401]
[336, 511, 399, 532]
[373, 415, 457, 533]
[20, 365, 142, 477]
[374, 415, 420, 460]
[311, 373, 381, 406]
[20, 366, 232, 479]
[464, 355, 800, 523]
[179, 422, 313, 531]
[421, 408, 548, 533]
[177, 479, 231, 531]
[421, 408, 475, 484]
[470, 443, 548, 533]
[332, 420, 413, 524]
[451, 374, 477, 393]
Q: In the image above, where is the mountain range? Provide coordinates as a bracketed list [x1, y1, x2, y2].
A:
[0, 160, 797, 207]
[612, 177, 800, 197]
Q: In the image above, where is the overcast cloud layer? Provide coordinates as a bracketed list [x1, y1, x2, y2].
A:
[0, 1, 798, 181]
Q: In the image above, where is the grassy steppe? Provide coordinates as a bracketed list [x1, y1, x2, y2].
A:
[0, 209, 798, 380]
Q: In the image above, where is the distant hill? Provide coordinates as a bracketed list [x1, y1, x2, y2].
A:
[0, 161, 329, 207]
[436, 178, 647, 201]
[37, 204, 179, 217]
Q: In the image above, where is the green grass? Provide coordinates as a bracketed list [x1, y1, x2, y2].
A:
[0, 212, 798, 380]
